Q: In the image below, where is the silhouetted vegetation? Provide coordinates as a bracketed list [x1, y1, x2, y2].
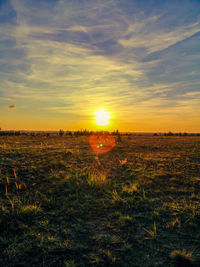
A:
[0, 130, 21, 136]
[0, 128, 199, 137]
[59, 129, 64, 137]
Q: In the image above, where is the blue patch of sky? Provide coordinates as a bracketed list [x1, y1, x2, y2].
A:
[0, 0, 199, 113]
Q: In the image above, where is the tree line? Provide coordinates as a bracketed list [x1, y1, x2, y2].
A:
[0, 128, 199, 136]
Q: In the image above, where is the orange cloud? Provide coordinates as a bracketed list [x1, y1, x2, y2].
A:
[8, 105, 16, 109]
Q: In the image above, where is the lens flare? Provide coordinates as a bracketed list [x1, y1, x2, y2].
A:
[89, 133, 115, 154]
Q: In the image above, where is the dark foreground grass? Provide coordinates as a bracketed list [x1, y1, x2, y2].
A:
[0, 135, 199, 266]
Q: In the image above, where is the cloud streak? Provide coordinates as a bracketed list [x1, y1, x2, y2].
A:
[8, 104, 16, 109]
[0, 0, 199, 131]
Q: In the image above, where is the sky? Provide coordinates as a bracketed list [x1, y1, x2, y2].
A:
[0, 0, 200, 132]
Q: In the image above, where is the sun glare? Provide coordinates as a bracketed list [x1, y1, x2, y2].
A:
[95, 109, 110, 126]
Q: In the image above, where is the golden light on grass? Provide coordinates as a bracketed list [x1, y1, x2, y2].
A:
[95, 109, 110, 126]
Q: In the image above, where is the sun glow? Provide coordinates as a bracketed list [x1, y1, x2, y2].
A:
[95, 109, 110, 126]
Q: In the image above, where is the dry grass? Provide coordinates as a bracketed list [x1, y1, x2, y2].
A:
[0, 135, 199, 266]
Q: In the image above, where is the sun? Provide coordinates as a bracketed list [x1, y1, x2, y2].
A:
[95, 109, 110, 126]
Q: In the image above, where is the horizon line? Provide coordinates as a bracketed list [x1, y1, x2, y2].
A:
[1, 129, 199, 134]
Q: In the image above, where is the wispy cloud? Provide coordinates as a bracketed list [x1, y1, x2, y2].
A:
[0, 0, 199, 131]
[0, 97, 11, 101]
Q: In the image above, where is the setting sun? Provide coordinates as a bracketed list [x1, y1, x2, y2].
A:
[95, 109, 110, 126]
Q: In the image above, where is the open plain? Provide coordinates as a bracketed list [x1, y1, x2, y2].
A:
[0, 135, 199, 266]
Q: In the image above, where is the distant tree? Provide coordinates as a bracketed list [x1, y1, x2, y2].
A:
[166, 131, 174, 136]
[154, 133, 158, 136]
[15, 131, 21, 136]
[117, 134, 122, 142]
[59, 129, 64, 137]
[66, 131, 72, 136]
[183, 132, 188, 136]
[115, 129, 122, 142]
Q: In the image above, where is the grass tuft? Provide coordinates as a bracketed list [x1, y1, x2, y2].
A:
[170, 250, 194, 267]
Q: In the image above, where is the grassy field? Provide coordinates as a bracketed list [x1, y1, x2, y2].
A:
[0, 135, 199, 266]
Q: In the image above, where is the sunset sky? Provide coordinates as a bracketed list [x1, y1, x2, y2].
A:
[0, 0, 200, 132]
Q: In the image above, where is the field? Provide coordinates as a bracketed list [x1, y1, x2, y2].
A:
[0, 135, 199, 266]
